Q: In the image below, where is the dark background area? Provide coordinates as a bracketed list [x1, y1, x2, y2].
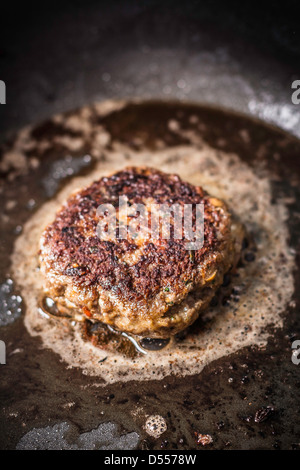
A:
[0, 0, 300, 137]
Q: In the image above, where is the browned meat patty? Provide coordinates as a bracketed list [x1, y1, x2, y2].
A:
[39, 167, 242, 337]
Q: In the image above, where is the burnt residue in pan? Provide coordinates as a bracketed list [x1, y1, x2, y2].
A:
[0, 101, 300, 450]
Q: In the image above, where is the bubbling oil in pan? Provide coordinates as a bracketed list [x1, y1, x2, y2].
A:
[11, 101, 295, 385]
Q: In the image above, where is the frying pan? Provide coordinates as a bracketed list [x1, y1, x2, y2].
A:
[0, 1, 300, 450]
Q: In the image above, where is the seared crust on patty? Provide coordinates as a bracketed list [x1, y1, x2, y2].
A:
[39, 167, 241, 337]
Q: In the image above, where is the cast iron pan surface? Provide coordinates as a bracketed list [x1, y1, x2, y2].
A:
[0, 101, 300, 450]
[0, 1, 300, 451]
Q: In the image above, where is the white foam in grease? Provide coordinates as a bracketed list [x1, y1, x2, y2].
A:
[144, 415, 167, 438]
[11, 124, 295, 385]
